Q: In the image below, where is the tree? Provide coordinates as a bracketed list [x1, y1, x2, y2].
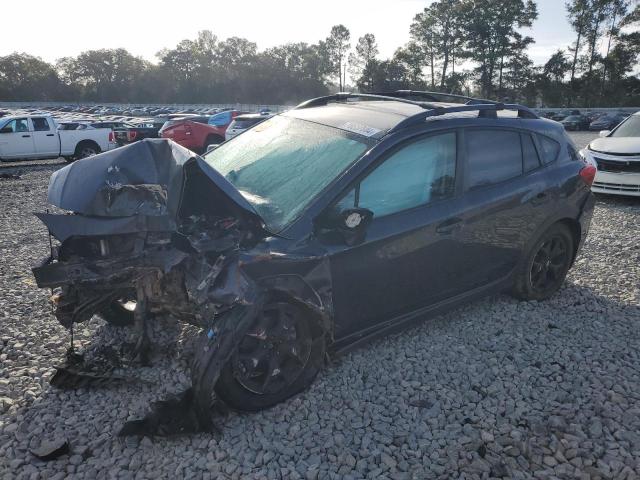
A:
[461, 0, 538, 98]
[411, 0, 465, 89]
[0, 53, 69, 101]
[323, 25, 351, 91]
[392, 43, 427, 88]
[349, 34, 379, 91]
[57, 49, 148, 102]
[566, 0, 591, 82]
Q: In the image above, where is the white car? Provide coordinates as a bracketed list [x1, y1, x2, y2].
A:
[0, 115, 116, 162]
[225, 113, 272, 141]
[580, 112, 640, 197]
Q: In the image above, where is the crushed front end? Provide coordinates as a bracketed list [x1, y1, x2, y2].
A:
[31, 139, 308, 434]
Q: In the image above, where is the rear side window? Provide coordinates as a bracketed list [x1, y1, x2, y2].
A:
[521, 133, 540, 172]
[466, 130, 522, 189]
[538, 136, 560, 164]
[32, 118, 50, 131]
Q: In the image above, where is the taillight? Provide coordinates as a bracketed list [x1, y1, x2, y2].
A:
[127, 130, 137, 142]
[579, 165, 596, 187]
[108, 131, 114, 142]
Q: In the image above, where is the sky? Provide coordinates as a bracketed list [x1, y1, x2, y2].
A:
[2, 0, 577, 66]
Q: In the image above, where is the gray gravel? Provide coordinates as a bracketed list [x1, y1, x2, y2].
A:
[1, 132, 640, 479]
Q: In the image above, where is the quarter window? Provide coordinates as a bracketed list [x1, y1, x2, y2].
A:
[538, 136, 560, 164]
[521, 133, 541, 172]
[466, 130, 523, 189]
[32, 118, 50, 131]
[336, 132, 457, 217]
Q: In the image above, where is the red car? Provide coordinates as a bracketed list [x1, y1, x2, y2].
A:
[160, 110, 242, 153]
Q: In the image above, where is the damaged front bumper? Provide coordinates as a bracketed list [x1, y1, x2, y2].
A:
[31, 139, 332, 435]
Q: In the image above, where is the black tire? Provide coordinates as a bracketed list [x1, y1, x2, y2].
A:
[97, 300, 135, 327]
[74, 141, 99, 160]
[512, 223, 574, 301]
[196, 300, 325, 412]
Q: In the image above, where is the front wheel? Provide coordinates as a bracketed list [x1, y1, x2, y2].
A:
[512, 224, 574, 301]
[198, 301, 325, 412]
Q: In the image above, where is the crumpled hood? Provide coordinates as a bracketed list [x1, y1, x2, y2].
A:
[590, 137, 640, 156]
[47, 138, 263, 222]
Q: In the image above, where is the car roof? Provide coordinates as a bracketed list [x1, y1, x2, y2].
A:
[284, 99, 555, 140]
[285, 100, 456, 139]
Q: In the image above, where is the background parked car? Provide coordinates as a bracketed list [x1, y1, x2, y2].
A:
[112, 121, 165, 146]
[560, 115, 590, 131]
[589, 113, 627, 131]
[225, 113, 272, 141]
[0, 115, 114, 161]
[161, 110, 243, 153]
[580, 111, 640, 197]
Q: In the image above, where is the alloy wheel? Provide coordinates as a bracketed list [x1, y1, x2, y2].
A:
[231, 302, 312, 396]
[529, 235, 570, 293]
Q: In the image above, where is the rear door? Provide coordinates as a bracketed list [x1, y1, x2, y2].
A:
[453, 128, 553, 291]
[31, 117, 60, 157]
[0, 118, 35, 159]
[325, 130, 471, 337]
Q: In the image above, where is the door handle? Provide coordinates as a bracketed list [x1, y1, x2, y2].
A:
[46, 134, 54, 137]
[436, 217, 463, 234]
[22, 134, 31, 138]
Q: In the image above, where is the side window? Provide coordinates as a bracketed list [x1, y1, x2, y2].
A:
[521, 133, 541, 172]
[32, 118, 50, 131]
[335, 132, 457, 217]
[2, 119, 29, 133]
[538, 135, 560, 164]
[466, 129, 522, 189]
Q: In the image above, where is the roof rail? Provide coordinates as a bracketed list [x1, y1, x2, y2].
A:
[372, 90, 500, 105]
[294, 92, 435, 110]
[389, 103, 539, 133]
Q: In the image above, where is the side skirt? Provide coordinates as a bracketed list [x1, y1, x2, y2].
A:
[330, 276, 511, 357]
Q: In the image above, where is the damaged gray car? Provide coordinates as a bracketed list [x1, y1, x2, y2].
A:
[33, 92, 595, 432]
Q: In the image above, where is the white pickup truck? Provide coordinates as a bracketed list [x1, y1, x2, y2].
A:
[0, 115, 115, 162]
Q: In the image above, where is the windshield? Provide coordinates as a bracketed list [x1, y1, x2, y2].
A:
[611, 116, 639, 137]
[203, 115, 372, 231]
[564, 116, 580, 121]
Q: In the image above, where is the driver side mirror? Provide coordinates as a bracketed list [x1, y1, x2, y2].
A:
[599, 130, 611, 137]
[0, 126, 12, 134]
[315, 207, 374, 246]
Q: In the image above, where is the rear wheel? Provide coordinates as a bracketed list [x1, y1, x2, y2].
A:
[199, 300, 325, 412]
[512, 224, 574, 301]
[74, 141, 99, 159]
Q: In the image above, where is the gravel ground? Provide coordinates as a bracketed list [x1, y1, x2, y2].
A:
[1, 132, 640, 480]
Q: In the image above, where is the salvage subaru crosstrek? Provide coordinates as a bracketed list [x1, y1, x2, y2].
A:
[33, 91, 596, 431]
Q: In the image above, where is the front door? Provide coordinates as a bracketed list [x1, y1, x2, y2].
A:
[0, 118, 35, 159]
[323, 131, 466, 338]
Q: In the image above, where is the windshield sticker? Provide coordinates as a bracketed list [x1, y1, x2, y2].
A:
[339, 122, 381, 137]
